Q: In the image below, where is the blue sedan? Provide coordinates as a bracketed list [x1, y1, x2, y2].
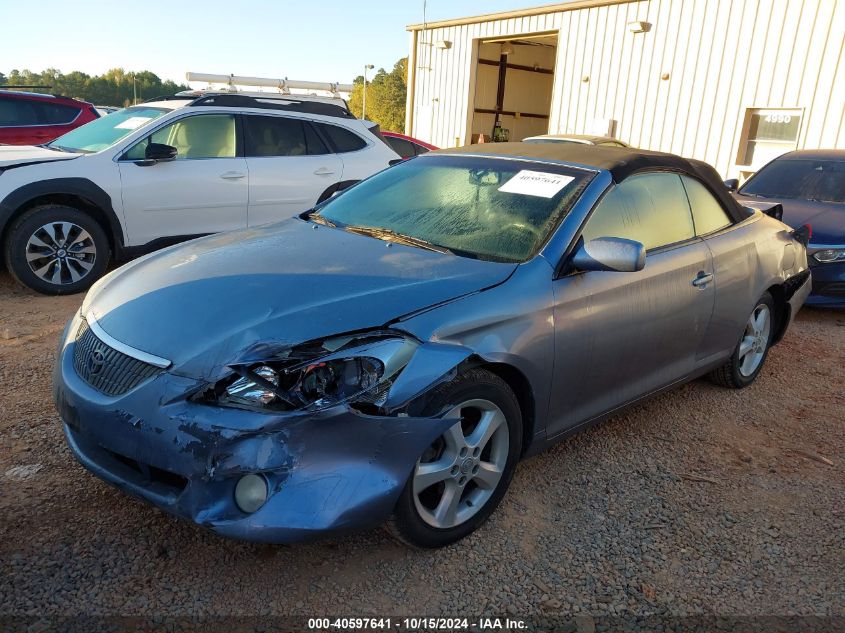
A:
[54, 144, 811, 548]
[734, 149, 845, 308]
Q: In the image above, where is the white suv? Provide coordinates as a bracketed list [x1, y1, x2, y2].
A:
[0, 92, 399, 294]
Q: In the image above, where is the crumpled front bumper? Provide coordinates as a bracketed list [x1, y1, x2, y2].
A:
[53, 336, 456, 543]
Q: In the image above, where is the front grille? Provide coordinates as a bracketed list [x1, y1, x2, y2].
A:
[73, 318, 161, 396]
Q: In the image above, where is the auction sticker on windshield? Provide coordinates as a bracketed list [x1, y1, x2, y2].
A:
[115, 117, 152, 130]
[499, 170, 575, 198]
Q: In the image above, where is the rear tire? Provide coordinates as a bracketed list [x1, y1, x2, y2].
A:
[387, 368, 522, 548]
[709, 292, 775, 389]
[3, 204, 110, 295]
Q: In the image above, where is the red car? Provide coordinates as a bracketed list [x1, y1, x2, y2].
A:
[0, 90, 99, 145]
[381, 131, 437, 159]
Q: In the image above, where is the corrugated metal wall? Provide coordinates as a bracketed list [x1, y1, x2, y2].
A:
[407, 0, 845, 178]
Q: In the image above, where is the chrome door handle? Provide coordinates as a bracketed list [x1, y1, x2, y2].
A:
[220, 171, 246, 180]
[313, 167, 335, 175]
[692, 272, 714, 288]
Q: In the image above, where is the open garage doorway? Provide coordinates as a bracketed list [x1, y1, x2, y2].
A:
[469, 33, 557, 143]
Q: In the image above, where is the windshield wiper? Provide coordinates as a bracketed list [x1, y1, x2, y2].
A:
[343, 225, 453, 255]
[310, 213, 337, 228]
[41, 144, 71, 153]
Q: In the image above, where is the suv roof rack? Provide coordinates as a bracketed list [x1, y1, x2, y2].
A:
[0, 88, 78, 100]
[187, 93, 355, 119]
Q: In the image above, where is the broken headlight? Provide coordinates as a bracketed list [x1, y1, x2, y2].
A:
[205, 334, 418, 412]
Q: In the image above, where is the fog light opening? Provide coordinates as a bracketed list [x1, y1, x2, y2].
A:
[234, 474, 268, 513]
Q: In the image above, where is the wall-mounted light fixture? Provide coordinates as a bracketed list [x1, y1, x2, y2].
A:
[661, 72, 670, 81]
[582, 75, 590, 83]
[501, 42, 515, 56]
[628, 21, 652, 33]
[435, 40, 452, 50]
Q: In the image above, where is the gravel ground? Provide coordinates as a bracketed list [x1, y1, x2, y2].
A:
[1, 268, 843, 622]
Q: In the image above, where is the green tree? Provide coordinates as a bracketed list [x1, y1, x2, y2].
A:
[348, 57, 407, 132]
[0, 67, 189, 106]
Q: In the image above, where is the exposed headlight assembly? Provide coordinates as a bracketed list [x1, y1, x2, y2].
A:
[812, 248, 845, 264]
[204, 334, 419, 412]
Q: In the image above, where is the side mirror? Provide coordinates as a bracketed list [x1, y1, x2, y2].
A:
[724, 178, 739, 192]
[144, 142, 177, 163]
[571, 237, 646, 273]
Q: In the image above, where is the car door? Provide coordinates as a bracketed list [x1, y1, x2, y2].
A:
[242, 114, 342, 226]
[311, 121, 392, 182]
[681, 175, 757, 361]
[118, 113, 248, 246]
[547, 172, 715, 438]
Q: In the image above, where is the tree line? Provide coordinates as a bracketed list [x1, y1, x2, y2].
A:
[347, 58, 408, 133]
[1, 61, 409, 132]
[0, 68, 190, 107]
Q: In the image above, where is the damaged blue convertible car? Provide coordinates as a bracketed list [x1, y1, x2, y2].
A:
[54, 143, 811, 548]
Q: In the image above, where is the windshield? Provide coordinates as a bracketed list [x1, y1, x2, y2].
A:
[47, 106, 169, 153]
[315, 155, 592, 262]
[740, 158, 845, 204]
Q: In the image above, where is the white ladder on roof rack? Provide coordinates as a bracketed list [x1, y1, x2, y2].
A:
[185, 72, 355, 97]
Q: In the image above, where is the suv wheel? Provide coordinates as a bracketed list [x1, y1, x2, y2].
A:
[3, 204, 110, 295]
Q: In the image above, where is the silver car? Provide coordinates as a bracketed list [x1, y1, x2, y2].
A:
[54, 143, 811, 548]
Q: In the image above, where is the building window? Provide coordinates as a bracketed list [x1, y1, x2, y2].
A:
[737, 108, 802, 168]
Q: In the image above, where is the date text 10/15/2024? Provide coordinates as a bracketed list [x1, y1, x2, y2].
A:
[307, 617, 528, 630]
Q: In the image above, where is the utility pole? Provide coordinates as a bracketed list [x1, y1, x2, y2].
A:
[362, 64, 374, 120]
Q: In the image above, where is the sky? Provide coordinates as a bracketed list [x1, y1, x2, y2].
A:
[0, 0, 565, 85]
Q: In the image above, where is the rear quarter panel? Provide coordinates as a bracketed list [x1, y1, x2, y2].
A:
[699, 211, 808, 362]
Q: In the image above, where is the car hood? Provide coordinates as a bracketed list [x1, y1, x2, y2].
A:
[84, 218, 517, 377]
[736, 195, 845, 244]
[0, 144, 82, 168]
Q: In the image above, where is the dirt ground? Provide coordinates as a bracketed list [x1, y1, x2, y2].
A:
[0, 268, 843, 622]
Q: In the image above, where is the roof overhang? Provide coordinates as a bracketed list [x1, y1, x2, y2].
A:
[407, 0, 638, 31]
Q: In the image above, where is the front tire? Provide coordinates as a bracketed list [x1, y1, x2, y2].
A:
[709, 292, 775, 389]
[3, 204, 111, 295]
[388, 369, 522, 548]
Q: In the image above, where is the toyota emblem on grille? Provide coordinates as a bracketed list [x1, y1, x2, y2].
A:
[87, 349, 106, 376]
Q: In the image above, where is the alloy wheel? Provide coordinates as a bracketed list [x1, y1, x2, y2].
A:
[25, 222, 97, 285]
[413, 399, 510, 529]
[738, 303, 771, 377]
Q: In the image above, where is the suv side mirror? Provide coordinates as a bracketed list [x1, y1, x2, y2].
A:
[724, 178, 739, 192]
[144, 142, 177, 163]
[571, 237, 646, 273]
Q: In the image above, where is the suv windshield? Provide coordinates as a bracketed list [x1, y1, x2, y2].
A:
[740, 158, 845, 204]
[48, 106, 169, 153]
[315, 155, 592, 262]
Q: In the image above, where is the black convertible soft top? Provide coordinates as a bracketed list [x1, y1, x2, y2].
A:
[440, 142, 749, 222]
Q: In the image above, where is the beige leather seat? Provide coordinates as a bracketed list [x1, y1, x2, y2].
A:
[174, 115, 235, 158]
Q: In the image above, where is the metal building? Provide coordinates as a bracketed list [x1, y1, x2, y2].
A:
[405, 0, 845, 179]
